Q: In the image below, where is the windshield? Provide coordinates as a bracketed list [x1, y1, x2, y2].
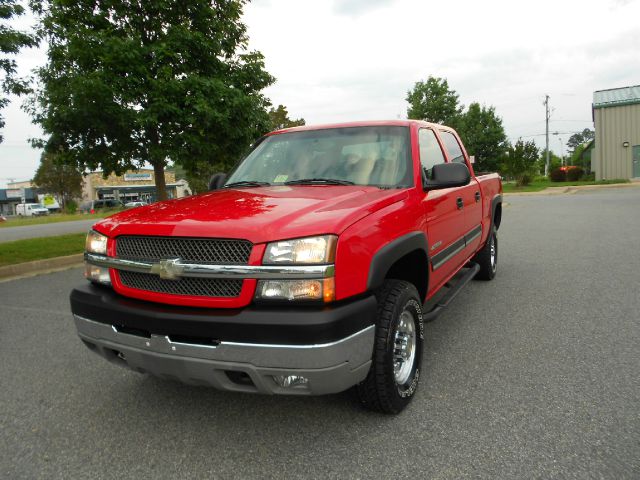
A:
[226, 126, 413, 188]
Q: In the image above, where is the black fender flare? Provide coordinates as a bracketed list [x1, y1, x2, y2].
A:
[367, 231, 429, 291]
[489, 194, 502, 233]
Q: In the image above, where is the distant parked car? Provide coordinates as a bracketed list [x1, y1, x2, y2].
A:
[16, 203, 50, 217]
[124, 201, 148, 208]
[79, 199, 124, 214]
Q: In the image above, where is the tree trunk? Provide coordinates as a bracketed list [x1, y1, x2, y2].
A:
[153, 160, 168, 201]
[149, 126, 168, 201]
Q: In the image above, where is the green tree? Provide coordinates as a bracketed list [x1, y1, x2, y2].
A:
[566, 128, 594, 153]
[29, 0, 274, 201]
[0, 0, 37, 143]
[172, 159, 223, 195]
[179, 104, 306, 195]
[268, 104, 305, 131]
[406, 76, 462, 126]
[569, 142, 593, 170]
[537, 149, 562, 175]
[457, 102, 508, 173]
[502, 140, 539, 186]
[32, 152, 83, 209]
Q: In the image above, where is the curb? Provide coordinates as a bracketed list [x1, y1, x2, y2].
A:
[0, 254, 84, 282]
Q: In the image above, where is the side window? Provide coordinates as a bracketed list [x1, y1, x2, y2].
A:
[439, 130, 466, 163]
[418, 129, 446, 177]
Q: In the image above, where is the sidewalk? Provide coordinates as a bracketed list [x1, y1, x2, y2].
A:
[504, 182, 640, 196]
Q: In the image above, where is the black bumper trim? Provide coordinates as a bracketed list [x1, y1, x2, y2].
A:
[70, 284, 376, 345]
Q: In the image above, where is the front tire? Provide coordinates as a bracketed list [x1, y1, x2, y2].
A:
[357, 280, 424, 414]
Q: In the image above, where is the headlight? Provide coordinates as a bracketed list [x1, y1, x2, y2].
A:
[86, 230, 108, 255]
[85, 230, 110, 285]
[263, 235, 337, 264]
[256, 278, 335, 303]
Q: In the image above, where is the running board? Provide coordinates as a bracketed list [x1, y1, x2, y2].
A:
[423, 263, 480, 322]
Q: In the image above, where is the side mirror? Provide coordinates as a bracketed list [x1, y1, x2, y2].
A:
[423, 162, 470, 190]
[208, 173, 227, 191]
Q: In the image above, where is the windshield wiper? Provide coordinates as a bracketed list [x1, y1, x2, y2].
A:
[224, 180, 271, 188]
[284, 178, 355, 186]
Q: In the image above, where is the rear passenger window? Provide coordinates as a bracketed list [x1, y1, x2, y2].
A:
[439, 131, 466, 163]
[419, 129, 446, 176]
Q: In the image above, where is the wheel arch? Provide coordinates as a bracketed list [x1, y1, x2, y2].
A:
[367, 232, 429, 301]
[491, 194, 502, 231]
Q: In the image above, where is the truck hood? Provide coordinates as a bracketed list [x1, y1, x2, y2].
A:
[94, 186, 408, 244]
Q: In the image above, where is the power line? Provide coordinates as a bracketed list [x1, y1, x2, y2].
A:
[512, 130, 587, 138]
[550, 119, 593, 123]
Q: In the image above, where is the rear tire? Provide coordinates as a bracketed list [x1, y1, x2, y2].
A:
[474, 226, 497, 280]
[357, 280, 424, 414]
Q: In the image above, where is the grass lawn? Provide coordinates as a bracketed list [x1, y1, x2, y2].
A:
[502, 178, 630, 193]
[0, 211, 112, 228]
[0, 233, 85, 267]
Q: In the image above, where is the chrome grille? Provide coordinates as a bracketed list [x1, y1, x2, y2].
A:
[115, 236, 251, 298]
[116, 236, 252, 264]
[119, 271, 243, 298]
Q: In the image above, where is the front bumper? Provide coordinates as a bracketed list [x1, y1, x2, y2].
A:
[70, 284, 377, 395]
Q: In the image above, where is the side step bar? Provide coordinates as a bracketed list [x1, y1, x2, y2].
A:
[423, 263, 480, 322]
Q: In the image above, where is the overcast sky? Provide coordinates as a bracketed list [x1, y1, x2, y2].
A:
[1, 0, 639, 187]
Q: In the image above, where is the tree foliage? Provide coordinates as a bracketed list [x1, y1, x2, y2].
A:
[406, 77, 508, 174]
[173, 159, 222, 195]
[502, 139, 539, 186]
[0, 0, 37, 143]
[537, 149, 562, 175]
[566, 128, 594, 153]
[268, 104, 305, 131]
[29, 0, 274, 200]
[406, 76, 462, 126]
[569, 142, 593, 171]
[456, 102, 508, 173]
[32, 152, 83, 208]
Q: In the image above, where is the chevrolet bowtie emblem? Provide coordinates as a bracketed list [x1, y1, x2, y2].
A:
[150, 258, 184, 280]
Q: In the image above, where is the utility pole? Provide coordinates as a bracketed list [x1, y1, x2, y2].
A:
[544, 95, 550, 176]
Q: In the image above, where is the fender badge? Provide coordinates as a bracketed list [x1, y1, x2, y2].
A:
[431, 241, 442, 251]
[150, 258, 184, 280]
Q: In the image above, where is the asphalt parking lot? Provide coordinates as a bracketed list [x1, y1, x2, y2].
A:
[1, 187, 639, 479]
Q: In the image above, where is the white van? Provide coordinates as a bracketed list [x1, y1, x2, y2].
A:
[16, 203, 50, 217]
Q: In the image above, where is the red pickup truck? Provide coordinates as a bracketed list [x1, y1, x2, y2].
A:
[72, 120, 502, 414]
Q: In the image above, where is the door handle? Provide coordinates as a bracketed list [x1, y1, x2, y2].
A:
[456, 197, 464, 210]
[475, 191, 481, 203]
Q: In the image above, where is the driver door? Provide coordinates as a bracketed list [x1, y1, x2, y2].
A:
[419, 128, 466, 294]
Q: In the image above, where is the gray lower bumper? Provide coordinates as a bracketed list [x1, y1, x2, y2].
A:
[74, 315, 374, 395]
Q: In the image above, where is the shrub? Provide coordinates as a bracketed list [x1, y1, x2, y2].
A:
[583, 173, 595, 181]
[549, 168, 566, 182]
[566, 166, 584, 181]
[516, 174, 533, 187]
[64, 200, 78, 214]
